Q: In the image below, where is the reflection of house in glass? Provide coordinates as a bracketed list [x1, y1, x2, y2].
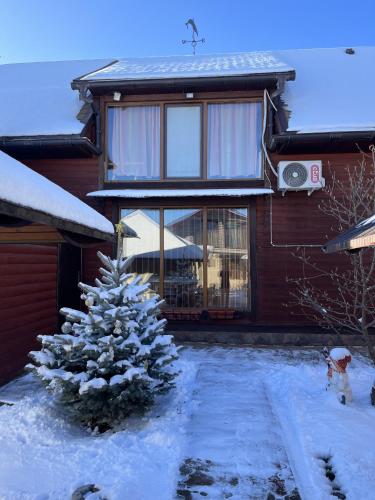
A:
[168, 208, 248, 309]
[120, 209, 204, 306]
[121, 207, 249, 312]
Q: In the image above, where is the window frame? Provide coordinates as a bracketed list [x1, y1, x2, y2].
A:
[103, 96, 264, 184]
[118, 201, 253, 313]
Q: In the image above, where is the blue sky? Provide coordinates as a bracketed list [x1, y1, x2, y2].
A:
[0, 0, 374, 64]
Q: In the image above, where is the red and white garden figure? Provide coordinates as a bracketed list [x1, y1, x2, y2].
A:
[323, 347, 352, 404]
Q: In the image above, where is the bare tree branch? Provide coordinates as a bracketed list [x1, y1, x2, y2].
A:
[287, 150, 375, 364]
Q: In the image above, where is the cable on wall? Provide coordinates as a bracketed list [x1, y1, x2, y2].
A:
[262, 89, 278, 178]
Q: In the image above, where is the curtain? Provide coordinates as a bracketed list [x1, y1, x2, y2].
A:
[207, 102, 262, 179]
[107, 106, 160, 180]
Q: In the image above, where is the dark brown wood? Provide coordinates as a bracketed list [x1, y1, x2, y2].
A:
[102, 90, 265, 104]
[4, 105, 367, 332]
[0, 244, 58, 384]
[0, 223, 64, 244]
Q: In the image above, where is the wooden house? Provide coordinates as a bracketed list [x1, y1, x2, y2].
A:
[1, 47, 374, 367]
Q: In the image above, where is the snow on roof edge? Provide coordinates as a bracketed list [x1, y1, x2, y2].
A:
[87, 188, 274, 198]
[0, 151, 114, 235]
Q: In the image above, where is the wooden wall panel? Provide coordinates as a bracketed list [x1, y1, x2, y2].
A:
[0, 223, 64, 243]
[23, 157, 99, 198]
[82, 243, 113, 284]
[23, 157, 104, 212]
[255, 153, 364, 325]
[18, 152, 367, 330]
[0, 244, 58, 384]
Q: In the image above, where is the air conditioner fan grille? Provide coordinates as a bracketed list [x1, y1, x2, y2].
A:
[282, 162, 308, 187]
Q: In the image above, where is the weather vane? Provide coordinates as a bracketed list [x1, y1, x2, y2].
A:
[182, 18, 205, 55]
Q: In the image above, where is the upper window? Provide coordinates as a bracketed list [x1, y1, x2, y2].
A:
[106, 101, 262, 181]
[107, 105, 160, 180]
[207, 103, 262, 179]
[166, 105, 201, 178]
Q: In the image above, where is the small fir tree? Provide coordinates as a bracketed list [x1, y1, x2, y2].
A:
[27, 251, 179, 430]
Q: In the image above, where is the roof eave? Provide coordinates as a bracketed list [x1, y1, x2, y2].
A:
[0, 135, 100, 157]
[72, 71, 296, 95]
[0, 198, 114, 246]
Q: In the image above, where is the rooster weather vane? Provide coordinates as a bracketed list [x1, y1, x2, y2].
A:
[182, 18, 205, 55]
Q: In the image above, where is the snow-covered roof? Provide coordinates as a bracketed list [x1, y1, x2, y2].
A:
[79, 47, 375, 135]
[0, 150, 114, 235]
[88, 188, 273, 198]
[275, 46, 375, 134]
[0, 47, 374, 138]
[80, 52, 293, 81]
[0, 59, 114, 137]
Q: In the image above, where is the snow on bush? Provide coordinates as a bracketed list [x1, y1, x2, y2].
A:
[27, 251, 179, 430]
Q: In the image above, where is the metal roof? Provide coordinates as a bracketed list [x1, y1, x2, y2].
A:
[79, 52, 294, 81]
[322, 215, 375, 253]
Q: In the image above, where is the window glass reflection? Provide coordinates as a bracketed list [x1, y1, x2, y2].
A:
[207, 208, 249, 309]
[164, 209, 204, 308]
[120, 209, 160, 295]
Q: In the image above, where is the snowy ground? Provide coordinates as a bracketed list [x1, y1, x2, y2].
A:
[0, 346, 374, 500]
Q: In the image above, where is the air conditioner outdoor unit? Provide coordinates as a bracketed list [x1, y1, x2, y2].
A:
[278, 160, 325, 195]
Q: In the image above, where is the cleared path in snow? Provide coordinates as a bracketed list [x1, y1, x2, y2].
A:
[177, 347, 299, 499]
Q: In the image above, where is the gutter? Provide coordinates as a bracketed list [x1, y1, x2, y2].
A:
[269, 131, 375, 153]
[0, 135, 100, 155]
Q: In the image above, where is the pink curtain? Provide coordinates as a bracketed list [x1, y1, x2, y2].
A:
[207, 102, 261, 179]
[108, 106, 160, 179]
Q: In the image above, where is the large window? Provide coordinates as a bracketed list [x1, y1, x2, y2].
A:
[106, 101, 262, 181]
[119, 206, 250, 311]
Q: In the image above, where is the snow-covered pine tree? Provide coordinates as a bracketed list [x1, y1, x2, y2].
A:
[27, 251, 179, 430]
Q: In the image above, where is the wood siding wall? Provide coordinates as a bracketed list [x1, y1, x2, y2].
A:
[0, 223, 64, 243]
[255, 153, 362, 325]
[13, 153, 365, 328]
[22, 157, 111, 284]
[0, 244, 58, 383]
